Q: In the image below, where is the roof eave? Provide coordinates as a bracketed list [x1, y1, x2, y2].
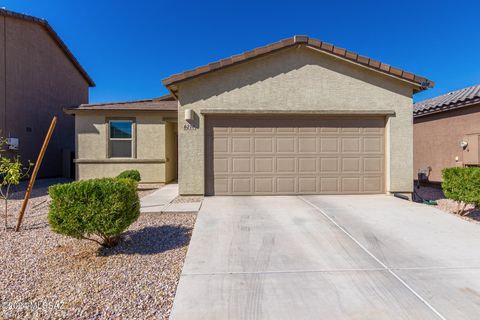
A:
[162, 35, 434, 91]
[0, 9, 95, 87]
[414, 98, 480, 118]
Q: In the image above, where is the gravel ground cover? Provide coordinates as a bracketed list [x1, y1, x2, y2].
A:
[414, 183, 480, 222]
[1, 179, 196, 319]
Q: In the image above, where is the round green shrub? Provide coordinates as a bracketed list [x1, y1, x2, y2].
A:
[48, 178, 140, 247]
[116, 169, 141, 182]
[442, 167, 480, 207]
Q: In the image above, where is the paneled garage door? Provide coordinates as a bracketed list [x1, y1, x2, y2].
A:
[205, 116, 385, 195]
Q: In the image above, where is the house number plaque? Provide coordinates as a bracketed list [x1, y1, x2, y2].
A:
[183, 123, 198, 131]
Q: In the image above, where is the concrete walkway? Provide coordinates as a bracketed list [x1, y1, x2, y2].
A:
[140, 183, 178, 213]
[170, 195, 480, 320]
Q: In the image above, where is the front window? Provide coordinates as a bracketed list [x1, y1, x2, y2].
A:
[109, 120, 133, 158]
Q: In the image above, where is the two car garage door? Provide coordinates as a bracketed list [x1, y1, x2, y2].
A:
[205, 116, 385, 195]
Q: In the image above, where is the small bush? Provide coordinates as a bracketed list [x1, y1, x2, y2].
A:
[442, 167, 480, 214]
[116, 170, 141, 182]
[48, 178, 140, 247]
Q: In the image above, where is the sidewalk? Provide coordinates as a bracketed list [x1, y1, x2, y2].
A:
[140, 183, 178, 213]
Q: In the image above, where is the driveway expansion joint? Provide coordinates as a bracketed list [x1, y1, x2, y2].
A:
[181, 268, 388, 276]
[298, 196, 448, 320]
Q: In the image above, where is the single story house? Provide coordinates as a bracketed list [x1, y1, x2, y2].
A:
[66, 95, 178, 183]
[68, 35, 433, 196]
[414, 84, 480, 182]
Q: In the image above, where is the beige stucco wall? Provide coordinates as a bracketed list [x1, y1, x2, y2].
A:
[75, 111, 177, 183]
[1, 16, 90, 178]
[175, 46, 416, 195]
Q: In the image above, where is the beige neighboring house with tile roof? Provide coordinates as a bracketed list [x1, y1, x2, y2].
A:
[414, 84, 480, 182]
[0, 9, 94, 178]
[70, 35, 433, 196]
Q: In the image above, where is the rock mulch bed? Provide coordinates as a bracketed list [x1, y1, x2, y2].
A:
[1, 179, 196, 319]
[415, 183, 480, 223]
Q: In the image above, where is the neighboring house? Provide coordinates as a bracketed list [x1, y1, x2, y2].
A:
[0, 9, 94, 178]
[70, 35, 433, 196]
[414, 84, 480, 182]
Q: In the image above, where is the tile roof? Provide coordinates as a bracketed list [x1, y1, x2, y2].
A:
[162, 35, 434, 91]
[0, 8, 95, 87]
[413, 84, 480, 117]
[65, 94, 177, 113]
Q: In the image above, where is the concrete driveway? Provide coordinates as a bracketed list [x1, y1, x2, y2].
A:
[170, 195, 480, 320]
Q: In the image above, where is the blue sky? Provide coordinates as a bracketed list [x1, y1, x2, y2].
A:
[3, 0, 479, 103]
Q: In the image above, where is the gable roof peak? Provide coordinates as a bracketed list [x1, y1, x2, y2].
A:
[0, 8, 95, 87]
[162, 35, 434, 92]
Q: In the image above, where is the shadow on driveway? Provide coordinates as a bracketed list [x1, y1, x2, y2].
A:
[98, 225, 192, 256]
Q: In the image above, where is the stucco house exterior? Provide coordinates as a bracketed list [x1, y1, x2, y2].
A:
[70, 36, 433, 196]
[414, 84, 480, 182]
[0, 9, 95, 178]
[66, 95, 178, 183]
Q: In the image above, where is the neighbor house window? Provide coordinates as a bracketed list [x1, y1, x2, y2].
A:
[109, 120, 134, 158]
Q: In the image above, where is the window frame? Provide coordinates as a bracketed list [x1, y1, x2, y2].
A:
[106, 118, 136, 159]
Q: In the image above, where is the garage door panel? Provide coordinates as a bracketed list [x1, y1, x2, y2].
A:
[364, 176, 383, 193]
[364, 127, 384, 134]
[231, 127, 251, 133]
[320, 158, 339, 172]
[206, 116, 384, 195]
[320, 138, 339, 152]
[232, 178, 252, 193]
[364, 157, 383, 173]
[231, 138, 251, 153]
[298, 127, 317, 133]
[254, 178, 274, 193]
[298, 158, 317, 173]
[364, 137, 383, 153]
[298, 137, 317, 153]
[254, 137, 274, 153]
[342, 158, 361, 173]
[277, 158, 296, 173]
[320, 177, 340, 192]
[232, 158, 251, 173]
[254, 158, 274, 173]
[341, 127, 362, 133]
[214, 137, 229, 153]
[341, 137, 361, 153]
[299, 177, 317, 193]
[320, 127, 340, 133]
[277, 177, 296, 193]
[214, 178, 229, 194]
[277, 127, 296, 133]
[254, 127, 274, 133]
[214, 158, 229, 173]
[342, 177, 361, 192]
[277, 137, 296, 153]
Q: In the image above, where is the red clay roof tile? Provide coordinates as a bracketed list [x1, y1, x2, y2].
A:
[162, 35, 434, 90]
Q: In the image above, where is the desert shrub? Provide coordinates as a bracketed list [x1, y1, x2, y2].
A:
[442, 167, 480, 214]
[48, 178, 140, 247]
[116, 169, 141, 182]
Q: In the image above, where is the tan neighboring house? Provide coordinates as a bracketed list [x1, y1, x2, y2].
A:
[0, 9, 94, 178]
[414, 84, 480, 182]
[70, 36, 433, 196]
